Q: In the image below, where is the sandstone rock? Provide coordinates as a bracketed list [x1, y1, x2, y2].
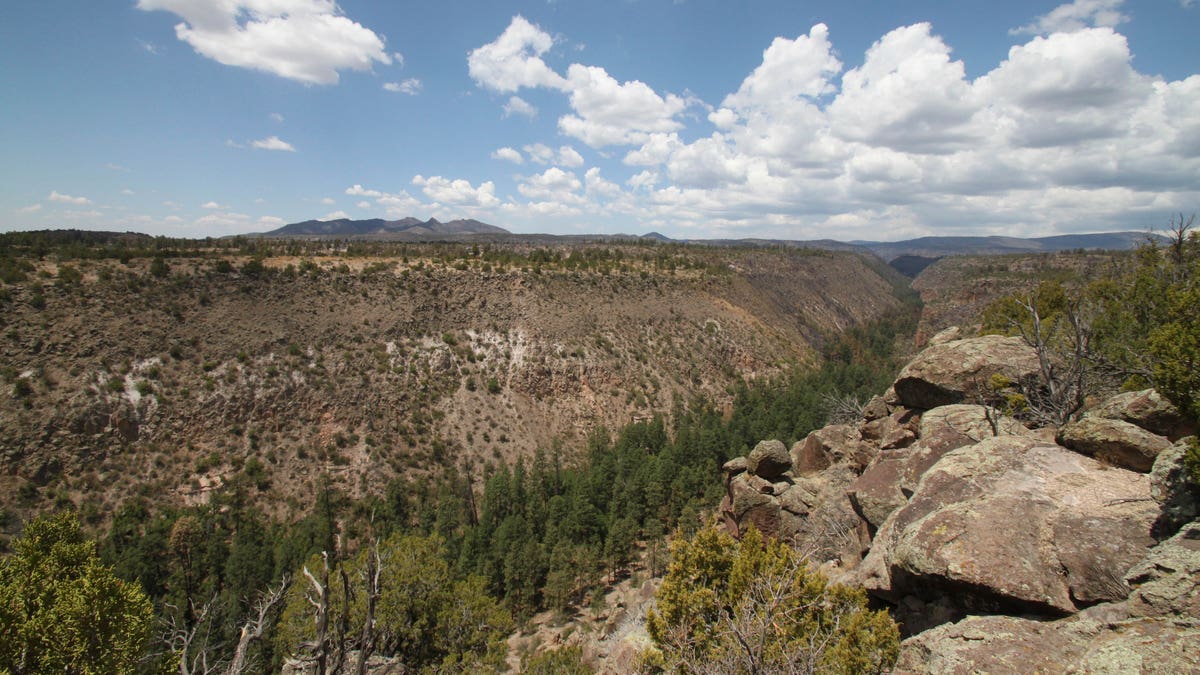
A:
[917, 403, 1029, 443]
[1124, 521, 1200, 620]
[861, 395, 889, 421]
[721, 456, 747, 477]
[927, 326, 962, 346]
[860, 436, 1157, 616]
[792, 424, 877, 474]
[848, 406, 1031, 532]
[861, 407, 920, 450]
[892, 335, 1040, 410]
[1058, 416, 1172, 472]
[846, 451, 908, 530]
[1090, 388, 1195, 440]
[725, 461, 868, 567]
[894, 613, 1200, 675]
[747, 439, 791, 479]
[1150, 439, 1200, 535]
[727, 472, 779, 538]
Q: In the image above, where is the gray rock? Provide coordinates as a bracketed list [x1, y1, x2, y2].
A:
[894, 613, 1200, 675]
[1058, 416, 1172, 472]
[1150, 439, 1200, 535]
[1124, 521, 1200, 620]
[747, 439, 791, 479]
[1090, 388, 1195, 440]
[892, 335, 1041, 410]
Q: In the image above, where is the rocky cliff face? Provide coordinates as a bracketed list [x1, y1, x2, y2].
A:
[720, 334, 1200, 672]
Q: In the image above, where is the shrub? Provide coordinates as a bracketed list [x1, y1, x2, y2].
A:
[646, 525, 899, 674]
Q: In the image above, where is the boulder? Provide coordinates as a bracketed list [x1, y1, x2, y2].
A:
[846, 451, 908, 530]
[721, 456, 747, 478]
[891, 335, 1041, 410]
[747, 440, 791, 479]
[860, 436, 1157, 616]
[861, 407, 920, 450]
[1124, 521, 1200, 620]
[1090, 388, 1195, 440]
[861, 395, 890, 421]
[1149, 439, 1200, 536]
[894, 613, 1200, 675]
[723, 461, 868, 569]
[848, 406, 1032, 531]
[726, 472, 779, 538]
[895, 522, 1200, 674]
[792, 424, 876, 474]
[927, 326, 962, 346]
[1058, 416, 1172, 472]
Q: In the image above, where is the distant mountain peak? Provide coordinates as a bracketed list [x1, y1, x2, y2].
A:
[262, 217, 509, 238]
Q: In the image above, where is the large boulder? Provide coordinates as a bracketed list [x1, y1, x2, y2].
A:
[1090, 388, 1195, 440]
[848, 405, 1033, 532]
[1123, 521, 1200, 620]
[791, 424, 876, 474]
[895, 522, 1200, 674]
[746, 439, 791, 479]
[891, 335, 1040, 410]
[1150, 439, 1200, 536]
[1058, 416, 1172, 472]
[860, 436, 1158, 616]
[894, 613, 1200, 674]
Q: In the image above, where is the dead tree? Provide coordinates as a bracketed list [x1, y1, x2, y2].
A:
[164, 597, 219, 675]
[225, 576, 289, 675]
[165, 577, 289, 675]
[1009, 294, 1093, 427]
[302, 553, 332, 675]
[355, 542, 383, 675]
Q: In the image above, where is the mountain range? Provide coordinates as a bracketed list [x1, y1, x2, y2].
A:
[260, 217, 1161, 261]
[264, 216, 508, 238]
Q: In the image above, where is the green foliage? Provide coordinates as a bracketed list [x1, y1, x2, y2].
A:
[646, 525, 899, 674]
[149, 256, 170, 278]
[521, 645, 592, 674]
[276, 533, 511, 671]
[0, 511, 154, 674]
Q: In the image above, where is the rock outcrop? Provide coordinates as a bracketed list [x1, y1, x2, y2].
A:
[1090, 388, 1195, 440]
[718, 333, 1200, 672]
[1151, 439, 1200, 535]
[1057, 416, 1172, 472]
[860, 436, 1157, 616]
[894, 523, 1200, 674]
[891, 335, 1040, 409]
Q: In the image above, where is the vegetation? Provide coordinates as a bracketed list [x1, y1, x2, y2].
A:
[0, 230, 921, 670]
[646, 525, 899, 674]
[0, 511, 154, 674]
[982, 214, 1200, 478]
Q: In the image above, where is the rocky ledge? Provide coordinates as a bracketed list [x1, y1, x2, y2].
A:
[718, 334, 1200, 672]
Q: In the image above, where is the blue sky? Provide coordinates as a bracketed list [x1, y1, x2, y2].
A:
[1, 0, 1198, 240]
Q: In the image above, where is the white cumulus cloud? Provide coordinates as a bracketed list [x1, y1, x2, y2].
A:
[412, 175, 500, 207]
[467, 15, 566, 93]
[136, 0, 391, 85]
[1011, 0, 1129, 36]
[503, 95, 537, 118]
[492, 147, 524, 164]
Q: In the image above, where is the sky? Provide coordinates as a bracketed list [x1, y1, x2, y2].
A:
[1, 0, 1198, 241]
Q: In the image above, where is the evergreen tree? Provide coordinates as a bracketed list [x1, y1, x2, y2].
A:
[0, 512, 154, 674]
